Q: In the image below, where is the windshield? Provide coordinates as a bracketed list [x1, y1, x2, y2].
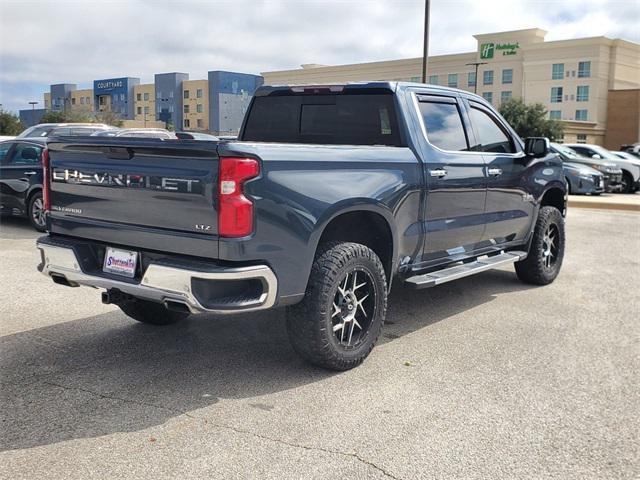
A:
[552, 143, 583, 159]
[17, 126, 54, 138]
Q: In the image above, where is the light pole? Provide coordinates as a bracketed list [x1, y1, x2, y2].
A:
[29, 101, 38, 110]
[465, 62, 487, 94]
[421, 0, 431, 83]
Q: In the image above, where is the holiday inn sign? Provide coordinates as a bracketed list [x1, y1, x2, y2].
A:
[480, 42, 520, 59]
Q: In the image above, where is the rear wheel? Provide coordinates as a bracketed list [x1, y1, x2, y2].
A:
[118, 298, 189, 325]
[286, 242, 387, 370]
[28, 191, 46, 232]
[515, 206, 565, 285]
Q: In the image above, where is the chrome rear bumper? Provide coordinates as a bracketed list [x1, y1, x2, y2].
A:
[36, 242, 277, 314]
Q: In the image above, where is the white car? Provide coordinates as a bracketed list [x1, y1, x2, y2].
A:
[565, 143, 640, 193]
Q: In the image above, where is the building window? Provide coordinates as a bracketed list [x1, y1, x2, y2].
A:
[120, 93, 125, 101]
[482, 91, 493, 104]
[578, 61, 591, 78]
[143, 93, 149, 101]
[197, 119, 203, 128]
[184, 119, 190, 128]
[169, 105, 174, 113]
[410, 76, 421, 83]
[502, 69, 513, 84]
[577, 134, 587, 143]
[483, 70, 493, 85]
[501, 91, 512, 103]
[86, 97, 91, 104]
[549, 110, 562, 120]
[468, 72, 476, 87]
[169, 91, 174, 98]
[184, 90, 189, 99]
[157, 92, 161, 99]
[575, 109, 588, 121]
[576, 85, 589, 102]
[552, 63, 564, 80]
[196, 104, 203, 113]
[80, 97, 84, 105]
[448, 74, 458, 88]
[428, 74, 438, 85]
[71, 98, 76, 105]
[196, 88, 203, 98]
[550, 87, 563, 103]
[137, 93, 142, 101]
[184, 104, 189, 113]
[144, 106, 149, 114]
[137, 107, 142, 114]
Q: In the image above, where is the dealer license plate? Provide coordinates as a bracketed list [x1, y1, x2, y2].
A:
[103, 247, 138, 278]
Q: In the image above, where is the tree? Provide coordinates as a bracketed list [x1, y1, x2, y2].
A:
[0, 109, 24, 135]
[499, 98, 564, 141]
[39, 108, 123, 127]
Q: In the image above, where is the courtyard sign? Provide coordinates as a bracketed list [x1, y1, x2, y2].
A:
[480, 42, 520, 59]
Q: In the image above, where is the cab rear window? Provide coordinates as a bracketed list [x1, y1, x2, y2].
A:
[242, 94, 404, 146]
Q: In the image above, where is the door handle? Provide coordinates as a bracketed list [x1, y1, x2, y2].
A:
[23, 171, 38, 176]
[487, 168, 503, 176]
[429, 168, 448, 178]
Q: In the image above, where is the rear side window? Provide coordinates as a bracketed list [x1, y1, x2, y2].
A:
[242, 94, 404, 146]
[9, 143, 42, 164]
[468, 106, 516, 153]
[418, 100, 469, 151]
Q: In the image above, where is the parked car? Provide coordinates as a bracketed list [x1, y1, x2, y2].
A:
[563, 162, 604, 195]
[36, 82, 567, 370]
[621, 143, 640, 159]
[0, 138, 46, 231]
[550, 143, 622, 192]
[0, 136, 16, 141]
[175, 131, 220, 141]
[18, 123, 115, 138]
[91, 128, 176, 139]
[611, 151, 640, 162]
[565, 143, 640, 193]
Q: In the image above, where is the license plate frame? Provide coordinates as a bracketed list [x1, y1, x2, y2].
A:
[103, 247, 138, 278]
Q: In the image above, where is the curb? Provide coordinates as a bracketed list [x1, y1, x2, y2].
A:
[568, 199, 640, 212]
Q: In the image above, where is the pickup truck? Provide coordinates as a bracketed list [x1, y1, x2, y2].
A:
[36, 82, 566, 370]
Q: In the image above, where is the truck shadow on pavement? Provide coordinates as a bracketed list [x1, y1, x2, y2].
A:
[1, 268, 533, 452]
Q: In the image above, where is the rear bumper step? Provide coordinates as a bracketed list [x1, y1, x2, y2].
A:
[404, 251, 527, 289]
[36, 241, 277, 314]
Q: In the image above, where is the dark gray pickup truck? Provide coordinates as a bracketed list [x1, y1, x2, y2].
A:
[37, 82, 566, 370]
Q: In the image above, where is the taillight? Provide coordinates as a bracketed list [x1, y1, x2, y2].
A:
[42, 148, 50, 213]
[218, 157, 260, 237]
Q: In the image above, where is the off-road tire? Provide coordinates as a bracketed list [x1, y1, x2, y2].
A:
[515, 206, 565, 285]
[118, 298, 189, 325]
[28, 191, 46, 232]
[286, 242, 388, 370]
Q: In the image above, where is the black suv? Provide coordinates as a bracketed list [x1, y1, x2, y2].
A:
[0, 138, 46, 231]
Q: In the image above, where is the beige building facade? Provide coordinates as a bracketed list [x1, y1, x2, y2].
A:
[262, 28, 640, 146]
[182, 79, 209, 131]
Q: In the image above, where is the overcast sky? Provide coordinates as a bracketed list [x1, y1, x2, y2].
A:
[1, 0, 638, 113]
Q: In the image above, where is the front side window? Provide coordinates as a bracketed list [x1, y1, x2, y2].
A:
[468, 72, 476, 87]
[552, 63, 564, 80]
[578, 61, 591, 78]
[417, 100, 468, 151]
[482, 91, 493, 104]
[549, 110, 562, 120]
[550, 87, 563, 103]
[448, 74, 458, 88]
[502, 69, 513, 84]
[468, 105, 515, 153]
[428, 74, 438, 85]
[483, 70, 493, 85]
[575, 109, 588, 121]
[577, 85, 589, 102]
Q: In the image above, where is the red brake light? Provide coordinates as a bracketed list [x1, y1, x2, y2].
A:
[42, 148, 51, 213]
[218, 157, 260, 238]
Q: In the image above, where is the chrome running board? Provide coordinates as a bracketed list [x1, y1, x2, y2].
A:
[404, 251, 527, 289]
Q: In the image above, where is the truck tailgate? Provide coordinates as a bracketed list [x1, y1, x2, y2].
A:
[46, 138, 219, 255]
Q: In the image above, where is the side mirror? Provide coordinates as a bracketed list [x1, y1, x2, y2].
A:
[591, 154, 602, 159]
[524, 137, 550, 158]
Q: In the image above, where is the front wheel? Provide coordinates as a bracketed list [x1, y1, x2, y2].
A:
[620, 172, 634, 194]
[118, 298, 189, 325]
[286, 242, 388, 370]
[515, 206, 565, 285]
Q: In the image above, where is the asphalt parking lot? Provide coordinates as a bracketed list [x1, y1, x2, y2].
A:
[1, 208, 639, 480]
